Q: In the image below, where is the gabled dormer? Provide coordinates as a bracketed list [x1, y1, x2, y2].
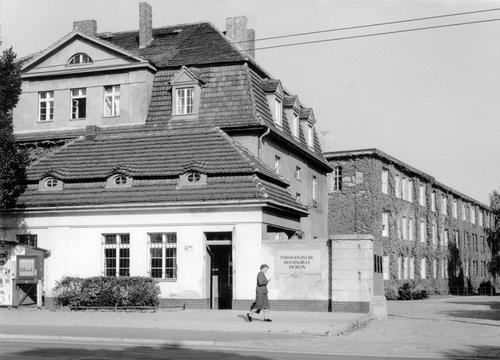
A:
[105, 165, 136, 189]
[283, 95, 301, 140]
[262, 79, 284, 128]
[170, 66, 204, 120]
[38, 170, 65, 191]
[300, 107, 316, 149]
[177, 161, 208, 188]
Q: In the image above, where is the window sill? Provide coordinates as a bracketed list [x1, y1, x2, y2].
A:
[38, 120, 54, 123]
[103, 115, 120, 118]
[69, 118, 86, 121]
[152, 278, 177, 282]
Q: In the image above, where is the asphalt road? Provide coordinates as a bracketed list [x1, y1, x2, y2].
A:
[0, 340, 445, 360]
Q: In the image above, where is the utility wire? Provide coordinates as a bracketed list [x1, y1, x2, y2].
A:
[251, 17, 500, 51]
[237, 6, 500, 45]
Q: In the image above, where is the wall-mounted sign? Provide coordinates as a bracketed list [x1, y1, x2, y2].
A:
[275, 250, 321, 275]
[16, 256, 42, 283]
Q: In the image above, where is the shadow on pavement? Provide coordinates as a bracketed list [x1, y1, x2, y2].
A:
[441, 300, 500, 322]
[442, 345, 500, 359]
[5, 344, 273, 360]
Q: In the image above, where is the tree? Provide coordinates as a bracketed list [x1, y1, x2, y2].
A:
[488, 190, 500, 281]
[0, 46, 27, 209]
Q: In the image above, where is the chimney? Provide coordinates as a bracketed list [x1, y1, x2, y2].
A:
[225, 16, 255, 59]
[73, 20, 97, 37]
[139, 2, 153, 48]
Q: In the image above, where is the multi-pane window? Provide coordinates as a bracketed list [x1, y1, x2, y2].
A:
[432, 221, 437, 248]
[274, 155, 281, 174]
[332, 166, 342, 191]
[454, 230, 459, 246]
[403, 256, 409, 280]
[103, 234, 130, 277]
[149, 233, 177, 279]
[409, 218, 415, 241]
[295, 193, 301, 202]
[274, 98, 282, 126]
[295, 166, 301, 180]
[291, 113, 299, 138]
[395, 174, 401, 198]
[383, 255, 389, 280]
[381, 169, 389, 194]
[431, 191, 436, 212]
[479, 211, 483, 227]
[420, 258, 427, 279]
[461, 203, 466, 221]
[104, 85, 120, 117]
[68, 53, 93, 64]
[402, 217, 408, 240]
[419, 185, 426, 206]
[452, 199, 458, 219]
[470, 206, 476, 224]
[409, 257, 415, 280]
[16, 234, 38, 247]
[312, 176, 318, 203]
[38, 91, 54, 121]
[307, 124, 314, 148]
[382, 212, 389, 237]
[71, 88, 87, 119]
[432, 258, 438, 279]
[175, 87, 194, 115]
[397, 256, 402, 280]
[407, 179, 413, 203]
[419, 220, 426, 243]
[440, 259, 446, 278]
[444, 230, 449, 248]
[442, 195, 448, 216]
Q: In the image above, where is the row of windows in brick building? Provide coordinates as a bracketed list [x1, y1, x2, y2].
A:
[383, 255, 488, 281]
[381, 213, 487, 251]
[381, 169, 489, 227]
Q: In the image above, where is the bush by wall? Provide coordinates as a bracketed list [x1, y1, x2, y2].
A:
[384, 280, 433, 300]
[53, 276, 160, 307]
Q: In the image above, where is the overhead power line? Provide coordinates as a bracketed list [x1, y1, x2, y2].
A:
[239, 6, 500, 44]
[251, 17, 500, 51]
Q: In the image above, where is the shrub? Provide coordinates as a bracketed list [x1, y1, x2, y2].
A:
[384, 281, 399, 300]
[53, 276, 160, 307]
[384, 280, 429, 300]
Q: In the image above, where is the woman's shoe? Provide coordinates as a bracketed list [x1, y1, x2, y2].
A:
[246, 313, 252, 322]
[264, 318, 272, 322]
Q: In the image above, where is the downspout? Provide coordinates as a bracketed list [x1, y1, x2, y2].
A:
[258, 127, 271, 157]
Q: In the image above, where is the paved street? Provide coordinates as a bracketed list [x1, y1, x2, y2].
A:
[1, 296, 499, 359]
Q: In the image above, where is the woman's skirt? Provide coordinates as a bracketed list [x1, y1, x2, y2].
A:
[254, 292, 270, 310]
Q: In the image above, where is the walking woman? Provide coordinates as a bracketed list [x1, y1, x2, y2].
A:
[247, 264, 272, 322]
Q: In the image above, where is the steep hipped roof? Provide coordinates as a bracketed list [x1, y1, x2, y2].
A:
[325, 148, 490, 210]
[19, 128, 306, 213]
[96, 22, 248, 68]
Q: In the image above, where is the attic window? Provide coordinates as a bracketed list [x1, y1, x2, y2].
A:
[186, 172, 201, 183]
[39, 177, 63, 191]
[179, 172, 207, 187]
[45, 178, 59, 188]
[106, 174, 132, 188]
[68, 53, 93, 65]
[274, 98, 283, 127]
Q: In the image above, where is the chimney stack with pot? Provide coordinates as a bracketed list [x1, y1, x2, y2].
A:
[226, 16, 255, 59]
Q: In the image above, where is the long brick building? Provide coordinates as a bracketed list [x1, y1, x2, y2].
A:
[326, 148, 494, 294]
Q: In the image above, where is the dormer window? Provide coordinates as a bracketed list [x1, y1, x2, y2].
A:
[175, 87, 194, 115]
[68, 53, 93, 65]
[179, 171, 207, 187]
[307, 124, 314, 148]
[291, 112, 299, 138]
[274, 98, 282, 127]
[170, 66, 202, 118]
[186, 172, 201, 183]
[106, 174, 132, 188]
[71, 88, 86, 119]
[39, 176, 63, 191]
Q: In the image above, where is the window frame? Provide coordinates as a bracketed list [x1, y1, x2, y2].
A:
[103, 85, 120, 117]
[291, 112, 299, 138]
[70, 88, 87, 120]
[274, 97, 283, 127]
[16, 234, 38, 247]
[67, 53, 93, 65]
[103, 233, 130, 277]
[382, 212, 389, 237]
[274, 155, 281, 174]
[418, 184, 426, 206]
[306, 124, 314, 148]
[312, 176, 318, 203]
[332, 166, 342, 192]
[174, 87, 195, 115]
[381, 169, 389, 194]
[295, 166, 301, 181]
[149, 232, 177, 280]
[38, 91, 54, 122]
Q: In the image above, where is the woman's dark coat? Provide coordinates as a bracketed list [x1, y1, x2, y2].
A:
[254, 270, 270, 310]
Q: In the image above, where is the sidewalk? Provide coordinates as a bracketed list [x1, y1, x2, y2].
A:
[0, 307, 373, 345]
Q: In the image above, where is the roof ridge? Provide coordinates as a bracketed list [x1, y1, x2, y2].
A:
[96, 21, 211, 37]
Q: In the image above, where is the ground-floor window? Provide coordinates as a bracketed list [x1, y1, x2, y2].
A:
[420, 258, 426, 279]
[149, 233, 177, 279]
[103, 234, 130, 277]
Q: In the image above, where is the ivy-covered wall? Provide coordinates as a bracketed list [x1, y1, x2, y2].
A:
[327, 153, 493, 293]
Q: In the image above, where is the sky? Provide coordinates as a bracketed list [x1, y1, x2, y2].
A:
[1, 0, 499, 204]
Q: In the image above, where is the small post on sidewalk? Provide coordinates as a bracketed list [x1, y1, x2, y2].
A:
[36, 279, 43, 308]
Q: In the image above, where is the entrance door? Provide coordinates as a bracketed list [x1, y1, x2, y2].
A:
[209, 245, 233, 309]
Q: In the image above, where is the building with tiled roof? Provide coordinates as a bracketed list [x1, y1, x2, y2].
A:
[2, 3, 346, 311]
